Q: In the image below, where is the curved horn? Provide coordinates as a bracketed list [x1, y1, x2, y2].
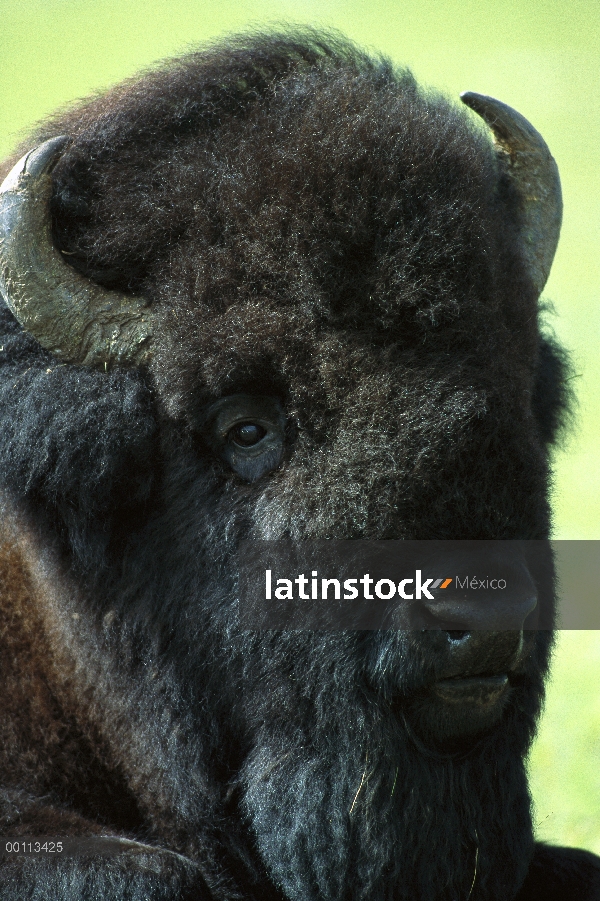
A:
[460, 92, 562, 296]
[0, 137, 152, 369]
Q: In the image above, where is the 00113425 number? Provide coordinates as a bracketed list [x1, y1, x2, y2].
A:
[3, 841, 63, 854]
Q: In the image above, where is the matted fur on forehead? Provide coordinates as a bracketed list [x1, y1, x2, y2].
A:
[20, 30, 530, 343]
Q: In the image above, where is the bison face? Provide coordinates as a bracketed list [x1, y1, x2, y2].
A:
[0, 37, 569, 901]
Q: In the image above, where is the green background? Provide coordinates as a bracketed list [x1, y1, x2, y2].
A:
[1, 0, 599, 854]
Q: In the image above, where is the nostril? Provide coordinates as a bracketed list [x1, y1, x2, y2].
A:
[445, 630, 470, 643]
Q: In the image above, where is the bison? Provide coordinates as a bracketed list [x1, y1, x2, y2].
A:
[0, 29, 598, 901]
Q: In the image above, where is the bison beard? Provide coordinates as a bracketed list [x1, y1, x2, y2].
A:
[1, 27, 599, 901]
[240, 635, 546, 901]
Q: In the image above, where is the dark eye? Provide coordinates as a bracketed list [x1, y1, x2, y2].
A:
[201, 395, 287, 482]
[229, 422, 266, 447]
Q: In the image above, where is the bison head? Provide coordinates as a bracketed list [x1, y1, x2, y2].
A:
[0, 32, 573, 901]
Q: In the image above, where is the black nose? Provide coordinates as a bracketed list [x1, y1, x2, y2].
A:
[412, 559, 538, 633]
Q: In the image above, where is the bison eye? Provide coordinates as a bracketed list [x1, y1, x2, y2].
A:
[202, 395, 286, 482]
[229, 422, 266, 447]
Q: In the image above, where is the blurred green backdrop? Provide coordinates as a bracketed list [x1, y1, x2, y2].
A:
[1, 0, 599, 854]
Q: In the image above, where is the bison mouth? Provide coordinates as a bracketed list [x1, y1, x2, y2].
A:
[399, 666, 519, 751]
[390, 630, 533, 750]
[433, 672, 510, 703]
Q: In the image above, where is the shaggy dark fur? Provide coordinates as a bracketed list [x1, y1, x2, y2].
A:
[0, 29, 597, 901]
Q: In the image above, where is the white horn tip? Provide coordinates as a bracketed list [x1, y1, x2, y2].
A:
[1, 135, 70, 196]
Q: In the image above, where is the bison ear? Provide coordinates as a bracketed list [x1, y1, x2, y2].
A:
[0, 137, 153, 370]
[461, 92, 562, 296]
